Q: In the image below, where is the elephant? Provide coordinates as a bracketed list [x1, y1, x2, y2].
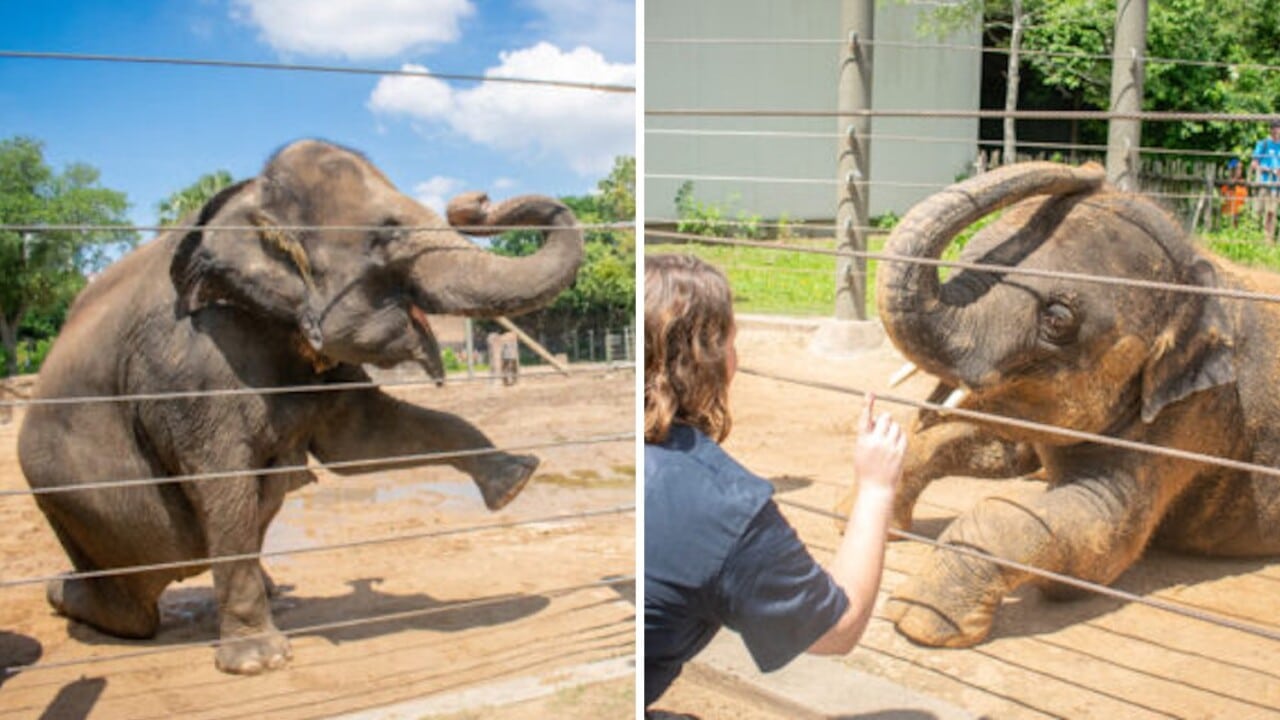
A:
[870, 161, 1280, 648]
[17, 139, 584, 674]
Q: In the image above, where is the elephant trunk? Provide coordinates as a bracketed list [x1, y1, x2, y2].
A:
[414, 193, 584, 318]
[875, 162, 1105, 381]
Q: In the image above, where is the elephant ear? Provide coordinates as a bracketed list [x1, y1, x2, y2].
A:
[1140, 259, 1237, 423]
[169, 179, 324, 350]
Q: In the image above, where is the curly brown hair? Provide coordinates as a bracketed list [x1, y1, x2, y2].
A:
[644, 254, 735, 444]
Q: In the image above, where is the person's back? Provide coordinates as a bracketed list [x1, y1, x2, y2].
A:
[643, 255, 906, 715]
[646, 424, 843, 703]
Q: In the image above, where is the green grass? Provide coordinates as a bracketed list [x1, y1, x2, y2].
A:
[645, 237, 886, 317]
[1200, 214, 1280, 270]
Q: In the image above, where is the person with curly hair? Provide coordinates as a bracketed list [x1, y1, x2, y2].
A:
[643, 254, 907, 715]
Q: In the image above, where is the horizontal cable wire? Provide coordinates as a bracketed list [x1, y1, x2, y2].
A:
[647, 108, 1280, 123]
[0, 363, 635, 410]
[3, 574, 635, 676]
[0, 222, 635, 234]
[778, 496, 1280, 643]
[647, 35, 1280, 75]
[647, 175, 1246, 201]
[647, 127, 1245, 158]
[0, 51, 635, 93]
[738, 364, 1280, 496]
[0, 431, 634, 499]
[648, 172, 850, 187]
[645, 217, 876, 233]
[645, 231, 1280, 306]
[0, 503, 634, 589]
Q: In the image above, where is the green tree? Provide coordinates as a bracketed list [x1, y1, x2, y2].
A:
[156, 169, 235, 226]
[924, 0, 1280, 156]
[0, 137, 136, 376]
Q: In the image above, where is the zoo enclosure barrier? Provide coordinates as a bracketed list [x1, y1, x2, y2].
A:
[0, 49, 637, 698]
[644, 20, 1280, 670]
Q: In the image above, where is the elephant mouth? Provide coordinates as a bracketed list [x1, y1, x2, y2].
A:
[407, 304, 446, 385]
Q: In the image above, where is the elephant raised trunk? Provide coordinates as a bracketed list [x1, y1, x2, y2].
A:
[875, 162, 1106, 384]
[416, 193, 584, 318]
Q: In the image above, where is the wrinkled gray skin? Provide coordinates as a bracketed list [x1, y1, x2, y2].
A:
[18, 140, 583, 674]
[875, 161, 1280, 648]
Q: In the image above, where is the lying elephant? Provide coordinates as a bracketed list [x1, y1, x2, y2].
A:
[17, 140, 583, 673]
[870, 161, 1280, 648]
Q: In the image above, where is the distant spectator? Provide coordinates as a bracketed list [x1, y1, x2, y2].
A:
[500, 334, 519, 386]
[1250, 120, 1280, 242]
[1220, 158, 1249, 227]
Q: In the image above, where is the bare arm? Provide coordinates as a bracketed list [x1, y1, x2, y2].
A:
[808, 395, 906, 655]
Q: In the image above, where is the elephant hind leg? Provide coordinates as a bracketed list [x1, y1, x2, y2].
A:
[41, 511, 172, 639]
[47, 574, 162, 639]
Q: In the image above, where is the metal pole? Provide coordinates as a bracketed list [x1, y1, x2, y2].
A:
[464, 318, 475, 379]
[836, 0, 873, 321]
[1106, 0, 1146, 191]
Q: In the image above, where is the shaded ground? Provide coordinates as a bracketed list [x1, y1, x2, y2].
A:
[652, 319, 1280, 720]
[0, 366, 635, 719]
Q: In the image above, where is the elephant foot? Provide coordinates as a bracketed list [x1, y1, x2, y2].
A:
[476, 454, 539, 511]
[215, 629, 292, 675]
[884, 562, 1002, 648]
[884, 595, 994, 648]
[47, 576, 159, 639]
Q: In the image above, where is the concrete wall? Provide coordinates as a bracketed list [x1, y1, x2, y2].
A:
[645, 1, 981, 222]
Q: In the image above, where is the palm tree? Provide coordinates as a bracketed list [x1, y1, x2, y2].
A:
[156, 170, 235, 226]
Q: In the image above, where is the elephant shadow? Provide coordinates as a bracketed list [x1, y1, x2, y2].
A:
[68, 578, 551, 648]
[0, 633, 103, 720]
[0, 631, 42, 689]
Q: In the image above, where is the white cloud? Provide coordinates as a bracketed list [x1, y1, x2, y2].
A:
[368, 44, 635, 176]
[525, 0, 634, 61]
[492, 177, 517, 190]
[413, 176, 464, 214]
[231, 0, 474, 59]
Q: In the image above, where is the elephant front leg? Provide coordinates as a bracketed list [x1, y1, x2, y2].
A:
[885, 463, 1181, 648]
[311, 389, 538, 511]
[835, 419, 1039, 534]
[187, 476, 291, 674]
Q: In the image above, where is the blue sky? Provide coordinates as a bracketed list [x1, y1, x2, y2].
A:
[0, 0, 636, 229]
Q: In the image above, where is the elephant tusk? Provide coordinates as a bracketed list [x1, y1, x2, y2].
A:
[888, 362, 919, 388]
[941, 387, 969, 411]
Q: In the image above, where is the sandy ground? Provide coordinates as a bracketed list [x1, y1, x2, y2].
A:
[652, 320, 1280, 720]
[0, 366, 636, 719]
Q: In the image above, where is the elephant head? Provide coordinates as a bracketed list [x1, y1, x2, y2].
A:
[169, 140, 583, 379]
[876, 161, 1237, 441]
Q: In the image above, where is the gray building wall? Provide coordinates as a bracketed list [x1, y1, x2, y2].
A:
[645, 1, 981, 222]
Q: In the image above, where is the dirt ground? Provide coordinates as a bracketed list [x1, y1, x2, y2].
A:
[653, 319, 1280, 720]
[0, 366, 636, 719]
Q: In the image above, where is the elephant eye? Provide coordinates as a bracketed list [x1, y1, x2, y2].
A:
[370, 219, 404, 249]
[1040, 301, 1079, 345]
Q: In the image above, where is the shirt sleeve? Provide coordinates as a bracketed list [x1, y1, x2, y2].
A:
[714, 500, 850, 672]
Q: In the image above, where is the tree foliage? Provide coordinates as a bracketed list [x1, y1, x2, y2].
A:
[0, 137, 136, 376]
[157, 169, 235, 226]
[918, 0, 1280, 156]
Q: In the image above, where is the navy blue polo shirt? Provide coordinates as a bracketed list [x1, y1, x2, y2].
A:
[644, 424, 849, 706]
